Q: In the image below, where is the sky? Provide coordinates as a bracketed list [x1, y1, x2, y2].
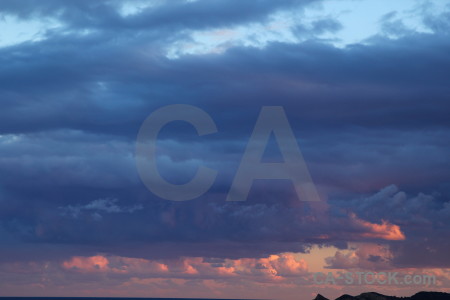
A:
[0, 0, 449, 299]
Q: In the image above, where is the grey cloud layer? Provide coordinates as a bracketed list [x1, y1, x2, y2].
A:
[0, 0, 449, 268]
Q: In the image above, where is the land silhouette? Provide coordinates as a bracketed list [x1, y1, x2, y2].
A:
[313, 291, 450, 300]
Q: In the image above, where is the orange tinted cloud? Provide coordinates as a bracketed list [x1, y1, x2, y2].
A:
[62, 255, 168, 274]
[61, 253, 307, 281]
[62, 255, 109, 272]
[350, 213, 406, 241]
[232, 253, 308, 280]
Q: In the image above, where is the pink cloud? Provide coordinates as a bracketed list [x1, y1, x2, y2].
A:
[350, 213, 406, 241]
[2, 251, 449, 300]
[60, 253, 307, 281]
[62, 255, 168, 274]
[62, 255, 109, 272]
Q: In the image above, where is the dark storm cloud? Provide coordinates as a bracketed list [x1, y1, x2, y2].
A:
[0, 0, 314, 31]
[0, 0, 449, 269]
[1, 32, 450, 136]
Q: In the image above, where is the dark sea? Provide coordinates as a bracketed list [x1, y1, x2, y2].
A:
[0, 298, 246, 300]
[0, 298, 250, 300]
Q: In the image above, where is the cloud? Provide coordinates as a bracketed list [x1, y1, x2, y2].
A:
[59, 198, 143, 219]
[349, 213, 405, 241]
[2, 251, 449, 299]
[60, 253, 308, 281]
[0, 0, 316, 33]
[63, 255, 110, 273]
[325, 243, 394, 270]
[338, 185, 450, 268]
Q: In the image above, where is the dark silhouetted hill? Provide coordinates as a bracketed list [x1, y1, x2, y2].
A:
[313, 291, 450, 300]
[313, 294, 330, 300]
